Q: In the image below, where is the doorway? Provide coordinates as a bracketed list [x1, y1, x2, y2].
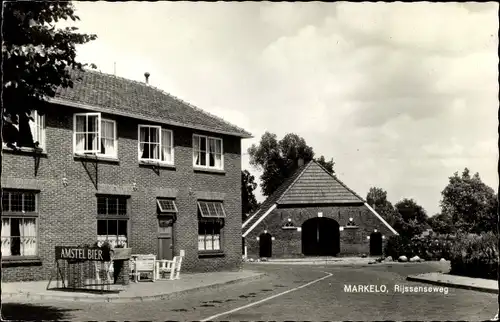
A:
[259, 233, 272, 258]
[370, 232, 383, 256]
[301, 217, 340, 256]
[158, 217, 174, 260]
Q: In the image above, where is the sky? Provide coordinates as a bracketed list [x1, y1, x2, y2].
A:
[69, 2, 498, 216]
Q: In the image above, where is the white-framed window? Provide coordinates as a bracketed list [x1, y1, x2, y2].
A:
[138, 125, 174, 164]
[2, 109, 46, 150]
[100, 119, 117, 157]
[29, 110, 46, 150]
[193, 135, 223, 170]
[73, 113, 118, 157]
[73, 113, 101, 154]
[1, 190, 39, 258]
[198, 201, 226, 252]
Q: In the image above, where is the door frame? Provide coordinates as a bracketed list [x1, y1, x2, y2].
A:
[157, 216, 175, 260]
[259, 232, 272, 258]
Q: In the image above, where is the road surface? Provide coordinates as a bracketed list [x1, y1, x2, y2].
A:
[2, 262, 496, 321]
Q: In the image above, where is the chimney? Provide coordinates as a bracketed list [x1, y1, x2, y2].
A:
[144, 72, 150, 85]
[297, 158, 304, 167]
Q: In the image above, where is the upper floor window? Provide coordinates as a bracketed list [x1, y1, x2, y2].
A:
[2, 109, 46, 151]
[1, 190, 39, 258]
[73, 113, 117, 158]
[193, 135, 223, 170]
[138, 125, 174, 164]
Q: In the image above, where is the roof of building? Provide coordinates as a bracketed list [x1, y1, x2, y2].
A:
[242, 160, 371, 237]
[51, 68, 252, 138]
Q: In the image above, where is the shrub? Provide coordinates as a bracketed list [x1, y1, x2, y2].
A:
[448, 231, 498, 280]
[384, 233, 454, 260]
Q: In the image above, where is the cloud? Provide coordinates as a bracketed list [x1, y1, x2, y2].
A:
[70, 2, 498, 215]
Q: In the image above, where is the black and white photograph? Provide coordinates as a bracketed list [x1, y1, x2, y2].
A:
[1, 1, 498, 321]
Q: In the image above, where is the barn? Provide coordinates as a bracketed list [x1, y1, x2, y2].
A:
[242, 160, 398, 259]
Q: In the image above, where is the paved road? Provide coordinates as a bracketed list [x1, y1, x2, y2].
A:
[2, 262, 497, 321]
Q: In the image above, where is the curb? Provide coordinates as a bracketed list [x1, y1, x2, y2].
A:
[2, 273, 267, 303]
[406, 275, 498, 294]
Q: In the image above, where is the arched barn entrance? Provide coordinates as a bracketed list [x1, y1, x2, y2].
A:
[370, 232, 383, 256]
[259, 232, 272, 258]
[301, 217, 340, 256]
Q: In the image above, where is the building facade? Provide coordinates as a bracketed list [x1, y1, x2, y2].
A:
[242, 160, 398, 259]
[1, 69, 251, 282]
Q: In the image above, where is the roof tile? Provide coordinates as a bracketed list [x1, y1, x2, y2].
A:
[54, 68, 252, 138]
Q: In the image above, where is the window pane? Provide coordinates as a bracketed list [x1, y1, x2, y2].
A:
[22, 218, 37, 256]
[161, 130, 172, 162]
[209, 202, 218, 217]
[215, 154, 222, 169]
[11, 192, 22, 212]
[198, 235, 205, 250]
[1, 218, 12, 256]
[2, 191, 9, 211]
[199, 137, 206, 152]
[150, 128, 159, 143]
[88, 115, 98, 132]
[23, 192, 36, 212]
[97, 197, 107, 214]
[209, 152, 215, 167]
[118, 220, 127, 236]
[108, 198, 117, 215]
[215, 139, 222, 154]
[199, 151, 206, 166]
[141, 143, 149, 159]
[97, 220, 108, 235]
[75, 115, 86, 132]
[118, 198, 127, 215]
[208, 139, 215, 153]
[85, 133, 97, 151]
[213, 234, 220, 250]
[150, 143, 160, 160]
[140, 127, 148, 142]
[108, 220, 118, 235]
[10, 218, 21, 256]
[75, 133, 85, 152]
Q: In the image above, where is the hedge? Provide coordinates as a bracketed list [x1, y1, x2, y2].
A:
[384, 231, 498, 280]
[384, 234, 454, 261]
[448, 231, 498, 280]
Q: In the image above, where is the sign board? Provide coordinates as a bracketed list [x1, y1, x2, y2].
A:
[55, 246, 111, 262]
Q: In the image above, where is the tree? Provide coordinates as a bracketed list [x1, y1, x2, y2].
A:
[366, 187, 398, 228]
[2, 2, 97, 149]
[248, 132, 316, 197]
[428, 213, 455, 235]
[315, 155, 335, 174]
[394, 198, 429, 239]
[242, 170, 259, 222]
[440, 168, 497, 234]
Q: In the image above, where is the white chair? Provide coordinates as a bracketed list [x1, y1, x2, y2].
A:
[95, 261, 114, 283]
[156, 256, 183, 280]
[129, 258, 137, 282]
[134, 254, 156, 282]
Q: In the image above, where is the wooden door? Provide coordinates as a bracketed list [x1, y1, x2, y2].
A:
[158, 217, 174, 260]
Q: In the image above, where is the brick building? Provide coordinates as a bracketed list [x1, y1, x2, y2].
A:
[242, 160, 398, 259]
[1, 69, 251, 282]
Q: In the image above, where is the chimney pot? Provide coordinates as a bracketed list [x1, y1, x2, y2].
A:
[298, 158, 304, 167]
[144, 72, 150, 84]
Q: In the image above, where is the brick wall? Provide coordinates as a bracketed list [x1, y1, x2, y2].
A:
[1, 104, 243, 282]
[245, 204, 395, 259]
